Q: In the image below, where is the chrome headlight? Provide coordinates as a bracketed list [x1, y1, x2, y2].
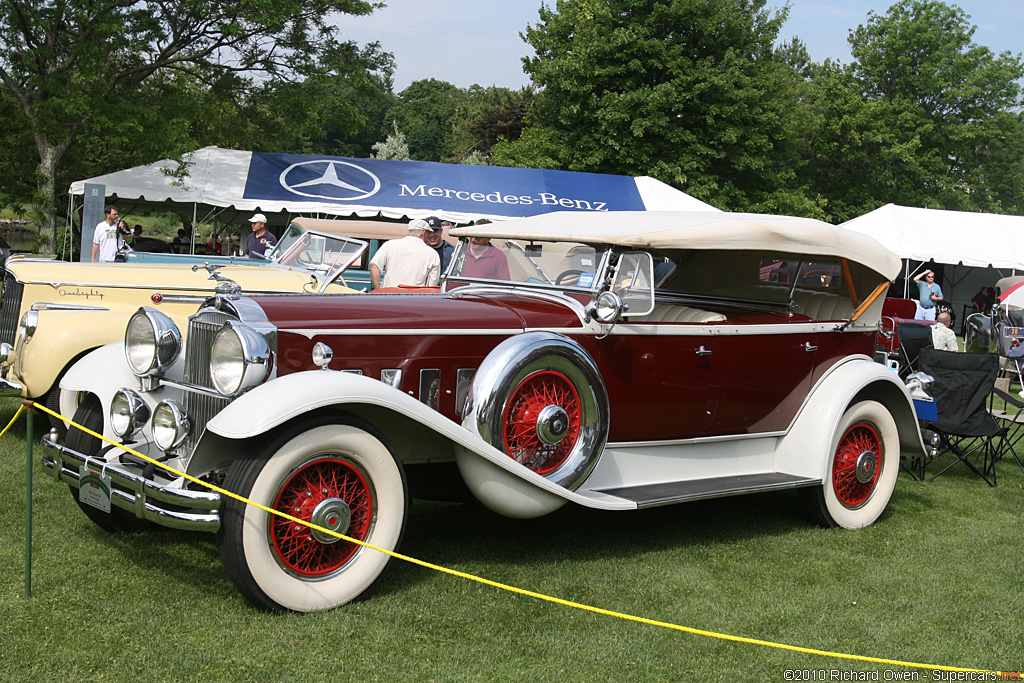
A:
[18, 310, 38, 342]
[151, 400, 189, 451]
[110, 388, 150, 438]
[125, 308, 181, 376]
[209, 321, 272, 396]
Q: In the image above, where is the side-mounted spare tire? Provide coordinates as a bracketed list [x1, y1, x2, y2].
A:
[463, 331, 609, 491]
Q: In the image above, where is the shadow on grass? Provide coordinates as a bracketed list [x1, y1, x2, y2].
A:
[62, 486, 821, 609]
[81, 524, 237, 601]
[399, 488, 812, 568]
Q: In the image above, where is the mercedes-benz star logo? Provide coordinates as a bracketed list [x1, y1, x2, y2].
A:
[279, 160, 381, 201]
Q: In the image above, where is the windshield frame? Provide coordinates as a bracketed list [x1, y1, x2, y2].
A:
[269, 229, 369, 291]
[444, 237, 616, 294]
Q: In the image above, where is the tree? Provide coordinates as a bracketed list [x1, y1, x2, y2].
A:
[370, 122, 411, 161]
[798, 0, 1024, 219]
[493, 0, 810, 213]
[0, 0, 390, 250]
[447, 86, 533, 164]
[385, 79, 467, 162]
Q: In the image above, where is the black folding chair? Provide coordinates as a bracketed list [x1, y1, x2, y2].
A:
[989, 383, 1024, 478]
[917, 349, 1006, 486]
[896, 321, 933, 378]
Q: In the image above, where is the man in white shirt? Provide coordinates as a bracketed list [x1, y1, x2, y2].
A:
[91, 205, 120, 262]
[931, 311, 959, 352]
[369, 219, 440, 289]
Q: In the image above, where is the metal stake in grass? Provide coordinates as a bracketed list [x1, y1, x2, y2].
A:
[23, 400, 33, 598]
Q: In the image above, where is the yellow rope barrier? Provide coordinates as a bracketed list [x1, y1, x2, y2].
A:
[0, 403, 25, 440]
[26, 401, 1012, 676]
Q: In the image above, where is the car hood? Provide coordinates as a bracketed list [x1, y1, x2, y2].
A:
[5, 257, 356, 294]
[251, 290, 585, 333]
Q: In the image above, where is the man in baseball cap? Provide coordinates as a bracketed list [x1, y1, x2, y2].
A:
[421, 215, 455, 272]
[244, 213, 277, 258]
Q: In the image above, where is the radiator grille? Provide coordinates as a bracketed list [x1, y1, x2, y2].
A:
[0, 272, 23, 346]
[181, 311, 234, 453]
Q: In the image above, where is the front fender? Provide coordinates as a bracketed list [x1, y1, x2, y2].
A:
[204, 371, 633, 515]
[774, 356, 924, 478]
[19, 309, 133, 398]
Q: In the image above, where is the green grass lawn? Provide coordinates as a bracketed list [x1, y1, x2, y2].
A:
[1, 396, 1021, 682]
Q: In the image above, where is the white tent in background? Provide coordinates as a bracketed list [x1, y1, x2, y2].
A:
[840, 204, 1024, 324]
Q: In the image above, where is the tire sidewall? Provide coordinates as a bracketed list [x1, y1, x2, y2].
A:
[822, 400, 899, 530]
[226, 421, 406, 612]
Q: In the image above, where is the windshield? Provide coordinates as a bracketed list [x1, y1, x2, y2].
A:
[447, 238, 612, 290]
[273, 230, 368, 291]
[268, 224, 305, 260]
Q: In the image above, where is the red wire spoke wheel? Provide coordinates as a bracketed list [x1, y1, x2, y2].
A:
[270, 456, 372, 577]
[502, 370, 582, 475]
[801, 400, 899, 530]
[218, 419, 406, 612]
[831, 422, 881, 508]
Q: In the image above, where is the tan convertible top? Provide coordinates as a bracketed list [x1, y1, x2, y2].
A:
[451, 211, 903, 280]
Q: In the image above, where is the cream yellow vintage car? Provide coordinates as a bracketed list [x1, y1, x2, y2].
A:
[0, 223, 370, 433]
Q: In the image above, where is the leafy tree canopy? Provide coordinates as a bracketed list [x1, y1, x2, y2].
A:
[493, 0, 812, 213]
[797, 0, 1024, 220]
[0, 0, 392, 247]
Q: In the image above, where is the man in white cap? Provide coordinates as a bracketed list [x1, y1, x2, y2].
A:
[244, 213, 277, 257]
[370, 218, 440, 289]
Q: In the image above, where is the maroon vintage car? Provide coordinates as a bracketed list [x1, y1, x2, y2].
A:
[876, 297, 935, 369]
[47, 210, 922, 612]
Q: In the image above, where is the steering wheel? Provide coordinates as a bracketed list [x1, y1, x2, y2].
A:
[555, 269, 585, 286]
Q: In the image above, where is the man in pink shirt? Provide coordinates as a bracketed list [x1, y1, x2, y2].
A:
[459, 219, 510, 280]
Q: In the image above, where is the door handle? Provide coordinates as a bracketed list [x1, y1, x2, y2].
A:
[696, 346, 712, 356]
[804, 342, 818, 352]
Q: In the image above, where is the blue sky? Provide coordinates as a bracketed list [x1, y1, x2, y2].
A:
[333, 1, 1022, 91]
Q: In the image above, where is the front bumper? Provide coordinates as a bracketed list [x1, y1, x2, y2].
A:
[40, 431, 220, 532]
[0, 375, 25, 396]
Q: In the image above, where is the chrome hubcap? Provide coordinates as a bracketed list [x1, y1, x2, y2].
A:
[308, 497, 352, 544]
[536, 404, 570, 445]
[855, 450, 877, 484]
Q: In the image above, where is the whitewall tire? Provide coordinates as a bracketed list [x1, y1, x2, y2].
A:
[217, 417, 407, 612]
[803, 400, 899, 530]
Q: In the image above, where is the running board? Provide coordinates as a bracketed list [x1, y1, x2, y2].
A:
[593, 473, 821, 509]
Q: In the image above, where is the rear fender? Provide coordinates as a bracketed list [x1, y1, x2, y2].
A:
[774, 356, 924, 478]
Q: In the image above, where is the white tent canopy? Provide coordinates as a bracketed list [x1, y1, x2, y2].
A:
[840, 203, 1024, 324]
[840, 203, 1024, 270]
[69, 146, 718, 228]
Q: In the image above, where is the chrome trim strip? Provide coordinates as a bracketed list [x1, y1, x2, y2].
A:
[285, 321, 866, 338]
[40, 434, 220, 532]
[152, 294, 209, 305]
[290, 327, 528, 338]
[30, 302, 109, 312]
[608, 429, 788, 449]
